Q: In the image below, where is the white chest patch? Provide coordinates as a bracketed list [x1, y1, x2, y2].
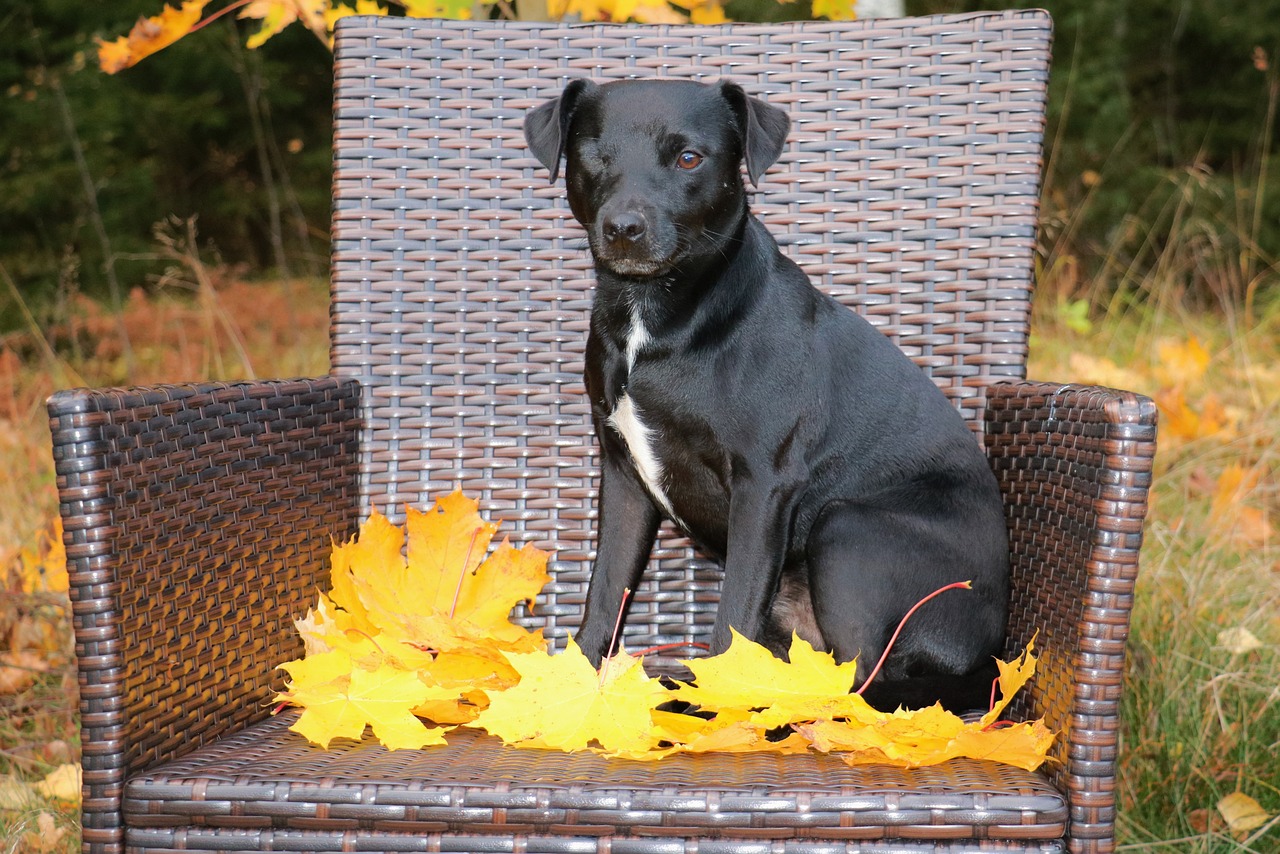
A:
[624, 309, 651, 371]
[608, 393, 675, 518]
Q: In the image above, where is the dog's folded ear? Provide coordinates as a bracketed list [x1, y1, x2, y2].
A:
[525, 79, 596, 183]
[719, 81, 790, 186]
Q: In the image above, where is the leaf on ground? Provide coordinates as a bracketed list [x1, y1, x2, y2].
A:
[1217, 791, 1272, 834]
[0, 776, 36, 811]
[97, 1, 209, 74]
[25, 813, 68, 852]
[1217, 626, 1264, 655]
[0, 650, 48, 695]
[33, 764, 80, 803]
[14, 518, 67, 595]
[472, 638, 668, 756]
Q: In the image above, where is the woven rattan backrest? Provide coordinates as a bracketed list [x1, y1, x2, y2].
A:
[330, 12, 1051, 658]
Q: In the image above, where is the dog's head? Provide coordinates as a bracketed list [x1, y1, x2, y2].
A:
[525, 79, 789, 278]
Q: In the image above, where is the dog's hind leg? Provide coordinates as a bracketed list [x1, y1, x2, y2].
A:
[804, 498, 1005, 712]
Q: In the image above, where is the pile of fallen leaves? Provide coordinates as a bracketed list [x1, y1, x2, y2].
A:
[276, 491, 1054, 768]
[1, 518, 80, 851]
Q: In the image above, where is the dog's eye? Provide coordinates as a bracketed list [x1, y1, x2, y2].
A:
[676, 151, 703, 170]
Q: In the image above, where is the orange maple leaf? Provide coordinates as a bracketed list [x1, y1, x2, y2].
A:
[97, 1, 210, 74]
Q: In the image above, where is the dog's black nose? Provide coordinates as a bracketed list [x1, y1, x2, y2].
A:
[602, 212, 647, 244]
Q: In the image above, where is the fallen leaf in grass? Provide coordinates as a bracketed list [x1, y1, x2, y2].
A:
[25, 813, 67, 852]
[14, 517, 68, 594]
[34, 764, 80, 803]
[1154, 336, 1211, 387]
[96, 1, 209, 73]
[1217, 627, 1264, 655]
[0, 650, 48, 695]
[1209, 464, 1274, 547]
[1217, 791, 1271, 834]
[0, 775, 36, 811]
[472, 638, 668, 756]
[1067, 352, 1146, 393]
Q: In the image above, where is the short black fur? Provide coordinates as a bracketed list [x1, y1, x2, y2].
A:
[525, 79, 1010, 713]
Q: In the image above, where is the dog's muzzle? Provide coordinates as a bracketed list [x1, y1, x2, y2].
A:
[593, 206, 677, 277]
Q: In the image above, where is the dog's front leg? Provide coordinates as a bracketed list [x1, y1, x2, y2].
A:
[711, 473, 803, 655]
[576, 452, 662, 667]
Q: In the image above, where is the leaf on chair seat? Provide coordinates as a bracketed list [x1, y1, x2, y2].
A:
[672, 630, 880, 727]
[472, 638, 668, 757]
[278, 650, 456, 750]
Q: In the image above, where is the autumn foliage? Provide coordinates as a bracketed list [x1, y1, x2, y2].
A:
[97, 0, 856, 74]
[275, 490, 1055, 769]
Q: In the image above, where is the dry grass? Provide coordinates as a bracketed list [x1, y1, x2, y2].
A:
[0, 250, 328, 851]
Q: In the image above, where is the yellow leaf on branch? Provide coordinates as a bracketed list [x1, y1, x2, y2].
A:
[97, 1, 210, 74]
[240, 0, 329, 49]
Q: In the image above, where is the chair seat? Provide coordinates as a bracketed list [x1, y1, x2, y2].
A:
[123, 711, 1066, 852]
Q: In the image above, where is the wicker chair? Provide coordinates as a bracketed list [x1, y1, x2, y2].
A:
[49, 10, 1158, 854]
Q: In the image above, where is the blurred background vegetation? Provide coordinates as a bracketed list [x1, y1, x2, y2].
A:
[2, 0, 1277, 332]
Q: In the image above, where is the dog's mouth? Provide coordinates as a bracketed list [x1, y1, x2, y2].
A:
[587, 231, 681, 278]
[594, 254, 675, 278]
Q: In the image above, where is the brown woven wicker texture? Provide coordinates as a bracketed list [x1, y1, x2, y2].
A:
[47, 10, 1160, 854]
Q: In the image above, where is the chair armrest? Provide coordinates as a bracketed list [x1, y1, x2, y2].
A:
[48, 377, 361, 853]
[984, 379, 1157, 852]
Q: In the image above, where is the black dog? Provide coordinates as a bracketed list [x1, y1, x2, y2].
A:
[525, 79, 1009, 712]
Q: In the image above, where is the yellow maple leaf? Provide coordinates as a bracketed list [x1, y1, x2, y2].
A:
[240, 0, 328, 49]
[1153, 336, 1211, 388]
[667, 0, 726, 24]
[796, 639, 1052, 770]
[97, 1, 209, 74]
[1208, 463, 1273, 548]
[14, 518, 67, 595]
[674, 630, 880, 726]
[811, 0, 856, 21]
[278, 649, 456, 749]
[34, 764, 82, 804]
[330, 496, 547, 655]
[472, 638, 669, 756]
[653, 708, 811, 755]
[980, 636, 1038, 728]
